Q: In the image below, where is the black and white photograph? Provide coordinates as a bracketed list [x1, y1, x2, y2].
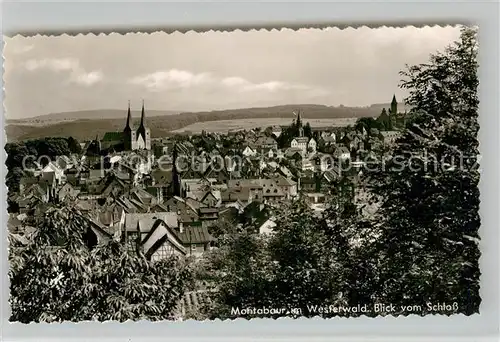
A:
[4, 25, 481, 322]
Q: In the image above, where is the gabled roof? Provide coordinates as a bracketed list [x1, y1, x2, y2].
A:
[141, 220, 187, 258]
[273, 175, 297, 187]
[292, 137, 309, 144]
[204, 164, 229, 179]
[26, 183, 48, 199]
[42, 161, 63, 173]
[131, 187, 155, 200]
[85, 215, 114, 239]
[177, 226, 214, 244]
[103, 131, 124, 142]
[228, 179, 263, 189]
[201, 190, 221, 203]
[98, 176, 128, 197]
[181, 168, 204, 179]
[128, 197, 148, 211]
[184, 198, 204, 213]
[115, 197, 139, 213]
[150, 203, 170, 212]
[124, 212, 178, 232]
[335, 146, 350, 154]
[255, 136, 277, 146]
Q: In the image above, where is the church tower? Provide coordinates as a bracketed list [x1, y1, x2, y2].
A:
[390, 95, 398, 130]
[135, 100, 151, 150]
[296, 110, 302, 128]
[171, 143, 181, 196]
[123, 101, 132, 151]
[390, 94, 398, 115]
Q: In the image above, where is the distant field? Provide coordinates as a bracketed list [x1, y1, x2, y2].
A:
[173, 117, 358, 133]
[7, 103, 397, 141]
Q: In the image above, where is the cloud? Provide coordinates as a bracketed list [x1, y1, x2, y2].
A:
[10, 44, 34, 54]
[129, 69, 212, 91]
[220, 77, 298, 92]
[72, 71, 103, 86]
[221, 76, 249, 87]
[25, 58, 79, 72]
[130, 69, 323, 95]
[24, 58, 103, 86]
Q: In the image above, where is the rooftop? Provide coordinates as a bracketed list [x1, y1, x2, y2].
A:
[102, 131, 124, 142]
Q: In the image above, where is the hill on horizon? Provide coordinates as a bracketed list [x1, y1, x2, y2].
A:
[6, 109, 181, 125]
[5, 103, 411, 142]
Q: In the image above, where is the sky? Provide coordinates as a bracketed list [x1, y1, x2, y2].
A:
[4, 26, 461, 119]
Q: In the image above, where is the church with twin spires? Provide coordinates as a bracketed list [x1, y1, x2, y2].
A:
[101, 101, 151, 151]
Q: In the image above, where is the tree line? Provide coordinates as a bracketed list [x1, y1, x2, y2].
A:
[5, 137, 82, 197]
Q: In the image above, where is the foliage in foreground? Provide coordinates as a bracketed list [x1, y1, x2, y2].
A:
[365, 26, 481, 314]
[9, 207, 194, 323]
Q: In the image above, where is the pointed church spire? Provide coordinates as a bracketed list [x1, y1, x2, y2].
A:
[140, 99, 145, 127]
[125, 100, 131, 131]
[136, 99, 147, 146]
[390, 94, 398, 115]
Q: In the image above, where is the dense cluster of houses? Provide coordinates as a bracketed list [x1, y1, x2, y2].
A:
[8, 98, 405, 264]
